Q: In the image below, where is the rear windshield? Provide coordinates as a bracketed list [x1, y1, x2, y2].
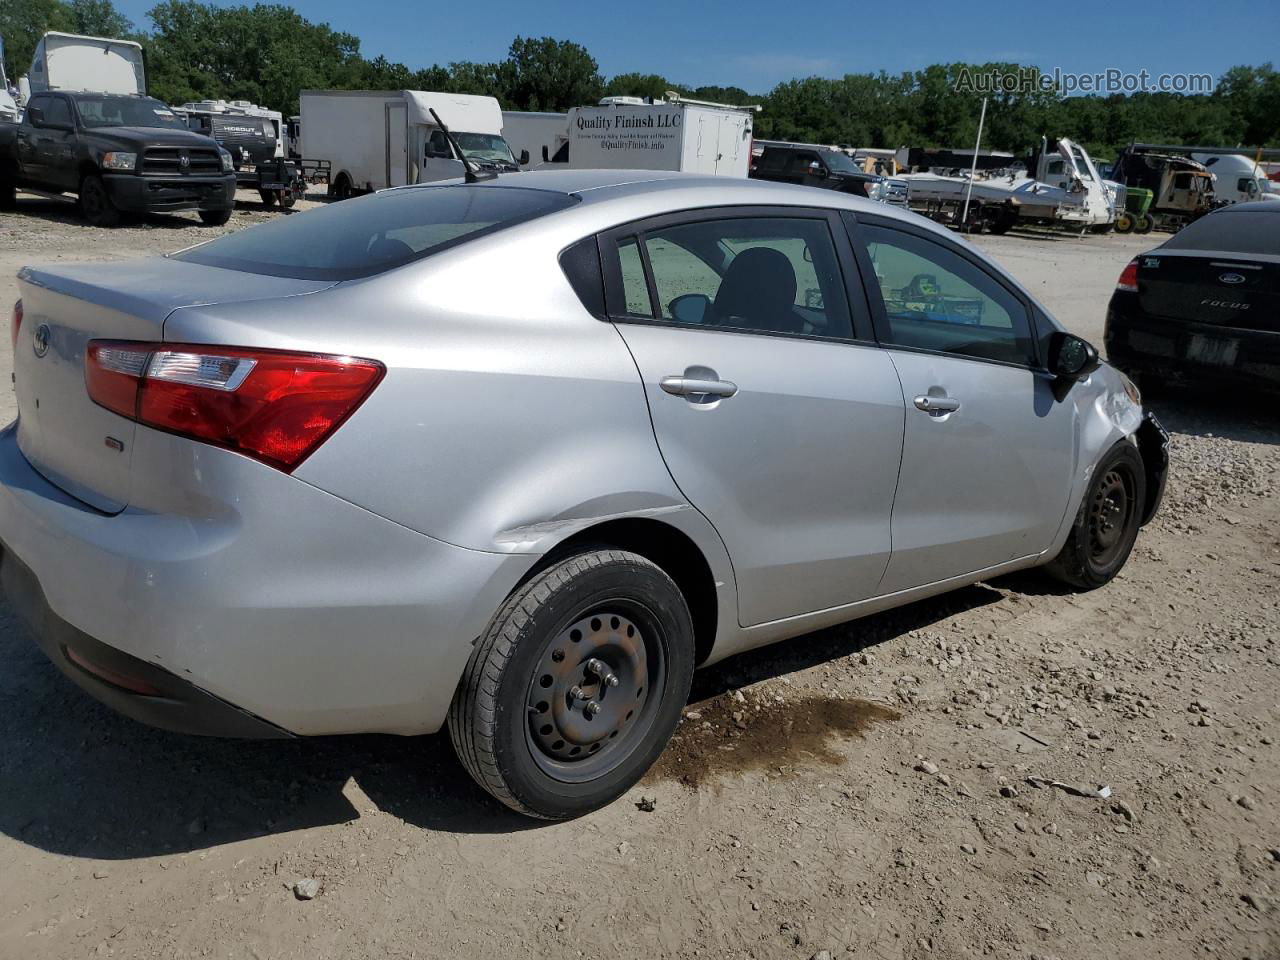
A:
[1162, 209, 1280, 256]
[175, 185, 578, 280]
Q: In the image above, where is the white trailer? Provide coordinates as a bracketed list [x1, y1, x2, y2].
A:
[501, 110, 569, 167]
[25, 32, 144, 96]
[567, 96, 758, 177]
[299, 89, 518, 197]
[0, 35, 17, 121]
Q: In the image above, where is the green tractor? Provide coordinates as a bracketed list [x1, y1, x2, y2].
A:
[1113, 187, 1154, 234]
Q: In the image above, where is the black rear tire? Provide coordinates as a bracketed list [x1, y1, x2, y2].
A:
[1135, 215, 1155, 234]
[279, 190, 296, 209]
[258, 189, 277, 206]
[1044, 442, 1146, 591]
[449, 549, 695, 820]
[79, 175, 121, 227]
[198, 208, 232, 226]
[331, 174, 352, 201]
[0, 176, 15, 211]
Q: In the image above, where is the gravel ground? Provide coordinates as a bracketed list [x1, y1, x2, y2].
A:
[0, 195, 1276, 960]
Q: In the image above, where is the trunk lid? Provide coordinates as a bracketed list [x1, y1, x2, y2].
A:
[14, 258, 333, 513]
[1137, 250, 1280, 333]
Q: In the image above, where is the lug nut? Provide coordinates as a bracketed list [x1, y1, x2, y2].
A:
[569, 685, 587, 701]
[584, 701, 600, 718]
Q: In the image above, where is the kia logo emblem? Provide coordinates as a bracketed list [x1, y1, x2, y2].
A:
[1219, 273, 1245, 284]
[32, 324, 50, 358]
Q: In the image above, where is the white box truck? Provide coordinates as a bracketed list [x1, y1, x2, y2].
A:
[299, 90, 519, 198]
[567, 96, 758, 176]
[501, 110, 568, 167]
[24, 32, 145, 96]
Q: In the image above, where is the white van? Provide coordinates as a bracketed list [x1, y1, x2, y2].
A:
[501, 110, 569, 167]
[1191, 153, 1280, 204]
[299, 90, 519, 198]
[567, 96, 758, 177]
[25, 32, 145, 96]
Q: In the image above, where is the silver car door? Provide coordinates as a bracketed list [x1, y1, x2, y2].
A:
[601, 208, 905, 627]
[847, 214, 1077, 592]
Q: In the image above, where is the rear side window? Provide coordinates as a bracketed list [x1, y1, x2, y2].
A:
[175, 186, 578, 280]
[1163, 209, 1280, 256]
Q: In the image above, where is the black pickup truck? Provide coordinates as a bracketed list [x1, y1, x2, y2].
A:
[0, 91, 237, 226]
[751, 144, 885, 198]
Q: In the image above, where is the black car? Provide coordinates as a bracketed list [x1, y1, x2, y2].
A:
[1105, 201, 1280, 393]
[0, 92, 237, 227]
[751, 144, 883, 198]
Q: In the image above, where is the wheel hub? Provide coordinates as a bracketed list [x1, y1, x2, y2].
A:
[1089, 469, 1131, 560]
[527, 612, 650, 765]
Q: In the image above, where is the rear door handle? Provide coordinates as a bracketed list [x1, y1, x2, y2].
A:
[913, 395, 960, 413]
[661, 376, 738, 399]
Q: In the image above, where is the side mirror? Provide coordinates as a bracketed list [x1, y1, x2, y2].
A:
[1048, 331, 1100, 382]
[808, 161, 826, 177]
[519, 149, 530, 165]
[27, 105, 45, 126]
[669, 293, 712, 325]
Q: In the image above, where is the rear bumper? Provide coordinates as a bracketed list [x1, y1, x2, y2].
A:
[0, 422, 538, 736]
[2, 544, 289, 738]
[103, 173, 237, 213]
[1105, 307, 1280, 392]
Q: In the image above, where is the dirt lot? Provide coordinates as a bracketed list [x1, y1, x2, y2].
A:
[0, 197, 1276, 960]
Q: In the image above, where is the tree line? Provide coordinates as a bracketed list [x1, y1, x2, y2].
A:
[3, 0, 1277, 159]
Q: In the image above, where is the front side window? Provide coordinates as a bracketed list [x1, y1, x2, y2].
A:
[861, 224, 1034, 366]
[611, 216, 853, 339]
[42, 97, 72, 127]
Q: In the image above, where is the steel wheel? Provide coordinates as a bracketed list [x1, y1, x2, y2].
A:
[1088, 468, 1134, 566]
[525, 605, 664, 783]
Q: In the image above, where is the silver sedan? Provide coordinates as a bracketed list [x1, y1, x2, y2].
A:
[0, 171, 1167, 819]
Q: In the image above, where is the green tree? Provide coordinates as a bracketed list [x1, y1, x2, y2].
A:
[499, 35, 602, 111]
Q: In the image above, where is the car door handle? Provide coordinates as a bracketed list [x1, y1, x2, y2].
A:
[913, 395, 960, 413]
[660, 376, 738, 398]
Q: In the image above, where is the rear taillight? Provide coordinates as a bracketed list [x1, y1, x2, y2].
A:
[10, 300, 21, 351]
[85, 341, 384, 471]
[1116, 259, 1139, 293]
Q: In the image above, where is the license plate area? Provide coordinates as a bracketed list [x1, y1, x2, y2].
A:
[1186, 333, 1239, 366]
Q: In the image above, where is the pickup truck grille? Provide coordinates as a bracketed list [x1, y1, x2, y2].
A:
[139, 148, 223, 176]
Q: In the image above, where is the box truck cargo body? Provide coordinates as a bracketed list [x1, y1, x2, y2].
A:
[299, 90, 518, 194]
[26, 32, 144, 96]
[567, 100, 756, 176]
[501, 110, 568, 167]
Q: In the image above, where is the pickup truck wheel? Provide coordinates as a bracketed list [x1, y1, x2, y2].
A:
[449, 549, 695, 820]
[79, 176, 121, 227]
[198, 208, 233, 226]
[0, 177, 15, 211]
[278, 190, 296, 209]
[1043, 442, 1146, 591]
[331, 173, 352, 201]
[257, 189, 277, 207]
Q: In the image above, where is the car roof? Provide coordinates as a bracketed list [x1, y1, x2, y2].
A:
[1213, 200, 1280, 214]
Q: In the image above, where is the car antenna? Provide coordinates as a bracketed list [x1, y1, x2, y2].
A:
[428, 108, 496, 184]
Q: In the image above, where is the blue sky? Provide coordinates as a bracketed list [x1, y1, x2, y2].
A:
[113, 0, 1279, 93]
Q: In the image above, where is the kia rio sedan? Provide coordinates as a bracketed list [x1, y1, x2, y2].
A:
[0, 171, 1167, 819]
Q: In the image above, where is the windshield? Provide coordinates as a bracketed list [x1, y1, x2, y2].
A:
[454, 132, 516, 165]
[174, 185, 578, 280]
[822, 151, 861, 174]
[76, 97, 187, 130]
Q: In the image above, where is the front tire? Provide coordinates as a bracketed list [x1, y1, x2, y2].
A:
[1045, 442, 1146, 590]
[79, 175, 121, 227]
[449, 549, 695, 820]
[258, 189, 277, 207]
[198, 208, 232, 226]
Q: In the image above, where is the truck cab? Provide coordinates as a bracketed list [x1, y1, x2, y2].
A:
[1192, 154, 1280, 205]
[751, 144, 884, 198]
